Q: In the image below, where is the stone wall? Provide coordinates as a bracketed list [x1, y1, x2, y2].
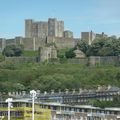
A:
[6, 39, 16, 46]
[34, 37, 46, 50]
[4, 55, 120, 66]
[0, 36, 78, 52]
[64, 30, 73, 38]
[68, 58, 88, 64]
[39, 45, 57, 62]
[15, 36, 78, 50]
[5, 56, 37, 63]
[47, 36, 79, 49]
[89, 56, 120, 66]
[0, 38, 6, 52]
[21, 37, 35, 51]
[67, 56, 120, 66]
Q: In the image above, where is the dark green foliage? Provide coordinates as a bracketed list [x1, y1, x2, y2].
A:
[115, 72, 120, 80]
[2, 45, 23, 57]
[0, 54, 5, 62]
[65, 48, 75, 58]
[98, 47, 114, 56]
[57, 48, 69, 58]
[78, 37, 120, 56]
[0, 62, 120, 94]
[88, 38, 106, 56]
[77, 40, 90, 55]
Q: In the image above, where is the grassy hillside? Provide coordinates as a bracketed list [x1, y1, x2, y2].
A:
[0, 61, 120, 93]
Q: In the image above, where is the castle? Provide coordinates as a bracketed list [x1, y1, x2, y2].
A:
[0, 18, 80, 52]
[0, 18, 107, 52]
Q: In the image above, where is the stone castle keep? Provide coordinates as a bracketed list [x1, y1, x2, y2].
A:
[25, 18, 64, 38]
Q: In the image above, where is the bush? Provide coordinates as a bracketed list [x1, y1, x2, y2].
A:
[2, 45, 23, 57]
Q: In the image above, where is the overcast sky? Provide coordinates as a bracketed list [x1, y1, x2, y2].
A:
[0, 0, 120, 38]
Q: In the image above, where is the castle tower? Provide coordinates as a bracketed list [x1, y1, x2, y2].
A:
[48, 18, 64, 37]
[37, 22, 48, 38]
[81, 31, 96, 45]
[25, 18, 64, 38]
[48, 18, 57, 37]
[64, 30, 73, 38]
[57, 20, 64, 37]
[25, 19, 33, 38]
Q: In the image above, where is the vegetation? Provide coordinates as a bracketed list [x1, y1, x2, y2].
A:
[76, 39, 89, 55]
[77, 36, 120, 56]
[0, 53, 4, 62]
[22, 50, 38, 57]
[0, 36, 120, 107]
[2, 45, 38, 57]
[65, 48, 75, 58]
[57, 48, 70, 58]
[57, 48, 70, 63]
[0, 61, 120, 93]
[2, 45, 24, 57]
[57, 36, 120, 60]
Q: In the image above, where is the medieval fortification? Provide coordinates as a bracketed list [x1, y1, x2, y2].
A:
[0, 18, 81, 51]
[0, 18, 105, 52]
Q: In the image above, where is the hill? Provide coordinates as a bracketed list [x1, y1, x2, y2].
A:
[0, 61, 120, 92]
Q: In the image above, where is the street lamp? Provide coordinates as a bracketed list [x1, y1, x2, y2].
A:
[5, 98, 13, 120]
[30, 90, 37, 120]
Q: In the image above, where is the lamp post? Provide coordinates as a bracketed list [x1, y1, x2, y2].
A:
[5, 98, 13, 120]
[30, 90, 37, 120]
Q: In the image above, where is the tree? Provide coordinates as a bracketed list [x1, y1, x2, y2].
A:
[103, 37, 120, 56]
[77, 39, 90, 54]
[87, 38, 106, 56]
[86, 37, 120, 56]
[98, 47, 114, 56]
[65, 48, 75, 58]
[2, 45, 24, 57]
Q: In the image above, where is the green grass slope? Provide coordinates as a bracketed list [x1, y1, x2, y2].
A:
[0, 62, 120, 92]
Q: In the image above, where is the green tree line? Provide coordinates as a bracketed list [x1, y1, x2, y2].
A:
[64, 36, 120, 58]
